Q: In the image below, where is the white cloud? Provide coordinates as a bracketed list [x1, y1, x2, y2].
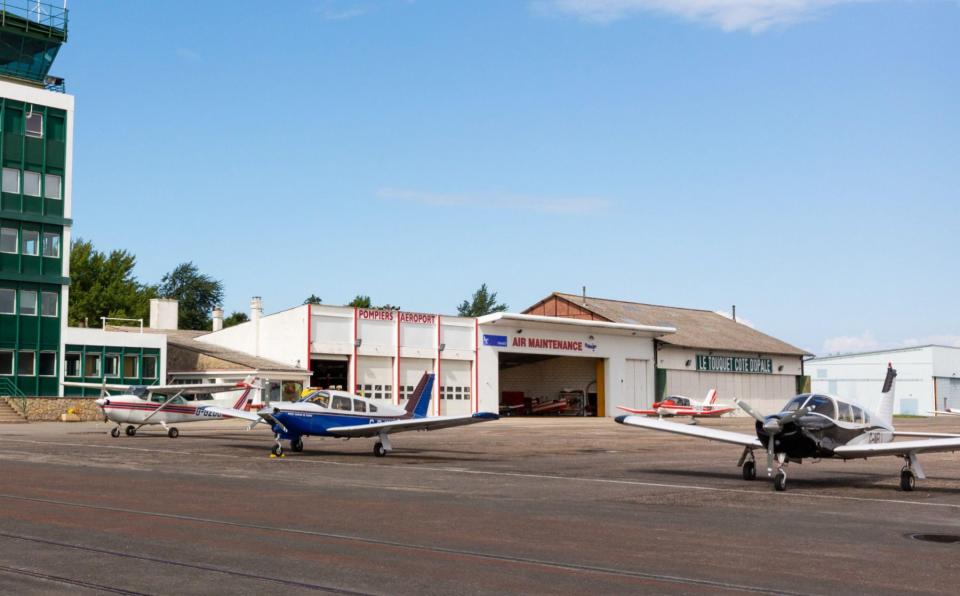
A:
[539, 0, 876, 32]
[820, 332, 960, 356]
[376, 188, 610, 214]
[316, 1, 369, 21]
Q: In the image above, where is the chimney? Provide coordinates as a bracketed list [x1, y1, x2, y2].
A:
[149, 298, 179, 330]
[250, 296, 263, 323]
[212, 307, 224, 331]
[582, 286, 587, 305]
[732, 305, 737, 323]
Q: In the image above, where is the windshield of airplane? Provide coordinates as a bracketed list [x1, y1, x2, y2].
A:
[669, 397, 690, 407]
[804, 395, 837, 418]
[303, 392, 330, 408]
[782, 395, 810, 412]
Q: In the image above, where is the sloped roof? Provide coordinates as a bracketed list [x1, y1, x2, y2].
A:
[106, 326, 307, 373]
[541, 293, 810, 356]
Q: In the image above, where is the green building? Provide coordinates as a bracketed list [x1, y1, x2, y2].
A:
[0, 3, 72, 397]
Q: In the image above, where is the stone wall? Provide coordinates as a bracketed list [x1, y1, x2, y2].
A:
[22, 397, 103, 421]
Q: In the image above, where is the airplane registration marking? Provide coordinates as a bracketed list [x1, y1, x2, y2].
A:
[1, 437, 960, 510]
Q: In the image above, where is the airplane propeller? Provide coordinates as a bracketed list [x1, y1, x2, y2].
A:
[735, 399, 810, 476]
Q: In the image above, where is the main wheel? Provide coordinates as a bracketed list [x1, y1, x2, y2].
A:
[742, 461, 756, 481]
[900, 469, 916, 492]
[373, 442, 387, 457]
[167, 427, 179, 439]
[773, 470, 787, 492]
[290, 437, 303, 452]
[125, 425, 136, 437]
[110, 427, 120, 438]
[271, 444, 283, 457]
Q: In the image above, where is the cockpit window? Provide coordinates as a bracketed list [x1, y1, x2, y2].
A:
[782, 395, 809, 412]
[150, 393, 185, 405]
[369, 403, 378, 413]
[803, 394, 837, 419]
[307, 392, 330, 408]
[353, 399, 367, 413]
[673, 397, 690, 407]
[838, 402, 855, 423]
[331, 395, 352, 411]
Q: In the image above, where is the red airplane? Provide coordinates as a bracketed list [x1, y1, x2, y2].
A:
[617, 389, 734, 419]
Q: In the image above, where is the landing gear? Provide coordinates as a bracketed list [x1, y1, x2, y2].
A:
[900, 467, 916, 492]
[110, 427, 120, 438]
[373, 442, 387, 457]
[290, 437, 303, 452]
[167, 427, 179, 439]
[774, 470, 787, 492]
[125, 425, 136, 437]
[742, 460, 757, 481]
[271, 433, 284, 457]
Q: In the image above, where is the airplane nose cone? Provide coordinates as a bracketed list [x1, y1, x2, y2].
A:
[95, 398, 107, 407]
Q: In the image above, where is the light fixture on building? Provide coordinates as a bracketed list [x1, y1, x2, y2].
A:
[354, 338, 362, 348]
[778, 365, 784, 372]
[439, 343, 446, 352]
[516, 329, 523, 334]
[685, 359, 692, 367]
[588, 335, 594, 341]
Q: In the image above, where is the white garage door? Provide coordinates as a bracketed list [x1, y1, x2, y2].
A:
[400, 358, 435, 412]
[623, 359, 650, 411]
[440, 359, 472, 416]
[937, 377, 960, 410]
[356, 356, 393, 403]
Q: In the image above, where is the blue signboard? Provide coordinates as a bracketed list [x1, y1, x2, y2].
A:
[482, 334, 508, 347]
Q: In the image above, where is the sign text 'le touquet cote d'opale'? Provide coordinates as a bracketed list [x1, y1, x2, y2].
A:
[696, 354, 773, 374]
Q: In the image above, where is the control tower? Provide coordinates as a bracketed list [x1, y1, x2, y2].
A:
[0, 2, 72, 396]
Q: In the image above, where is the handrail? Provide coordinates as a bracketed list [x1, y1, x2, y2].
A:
[0, 0, 68, 35]
[0, 378, 27, 415]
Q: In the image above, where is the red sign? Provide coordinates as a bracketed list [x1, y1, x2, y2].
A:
[358, 309, 394, 321]
[512, 337, 583, 352]
[399, 312, 436, 325]
[358, 310, 438, 325]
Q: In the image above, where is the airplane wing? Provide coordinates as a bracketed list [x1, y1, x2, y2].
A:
[894, 431, 960, 439]
[63, 381, 245, 394]
[616, 406, 657, 415]
[834, 437, 960, 459]
[927, 410, 960, 416]
[327, 412, 499, 438]
[615, 415, 762, 448]
[201, 406, 262, 423]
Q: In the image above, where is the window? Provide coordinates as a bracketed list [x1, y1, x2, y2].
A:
[19, 290, 36, 315]
[40, 292, 57, 317]
[64, 352, 80, 377]
[2, 168, 18, 194]
[42, 233, 59, 257]
[23, 171, 40, 197]
[0, 351, 12, 375]
[18, 351, 34, 375]
[0, 227, 15, 253]
[44, 174, 61, 199]
[369, 403, 378, 413]
[0, 288, 13, 314]
[353, 399, 367, 413]
[25, 112, 42, 138]
[142, 355, 157, 379]
[38, 352, 56, 377]
[85, 353, 101, 377]
[104, 354, 119, 377]
[22, 230, 38, 255]
[123, 354, 138, 377]
[331, 395, 352, 411]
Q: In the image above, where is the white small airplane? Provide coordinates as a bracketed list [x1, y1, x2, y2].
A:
[617, 389, 735, 419]
[214, 372, 499, 457]
[929, 407, 960, 416]
[63, 378, 258, 438]
[617, 365, 960, 491]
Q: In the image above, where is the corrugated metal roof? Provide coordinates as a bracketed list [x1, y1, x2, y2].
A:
[543, 293, 810, 356]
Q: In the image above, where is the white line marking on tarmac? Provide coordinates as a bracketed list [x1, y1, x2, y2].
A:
[2, 436, 960, 510]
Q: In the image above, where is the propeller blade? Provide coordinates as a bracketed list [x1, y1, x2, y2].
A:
[735, 398, 766, 423]
[779, 406, 811, 426]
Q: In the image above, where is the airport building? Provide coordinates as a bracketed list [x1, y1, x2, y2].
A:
[807, 345, 960, 416]
[0, 5, 73, 397]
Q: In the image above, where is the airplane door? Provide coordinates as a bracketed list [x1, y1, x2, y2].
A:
[624, 359, 649, 411]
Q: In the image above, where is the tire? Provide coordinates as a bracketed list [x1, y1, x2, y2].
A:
[167, 427, 179, 439]
[774, 471, 787, 492]
[110, 427, 120, 438]
[373, 442, 387, 457]
[291, 437, 303, 452]
[125, 425, 136, 437]
[271, 444, 283, 457]
[742, 461, 756, 481]
[900, 469, 916, 492]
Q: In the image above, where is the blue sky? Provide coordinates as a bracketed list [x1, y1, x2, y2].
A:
[56, 1, 958, 355]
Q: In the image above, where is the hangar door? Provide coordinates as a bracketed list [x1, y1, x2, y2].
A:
[401, 357, 435, 409]
[937, 378, 960, 411]
[623, 359, 650, 411]
[356, 356, 393, 404]
[440, 360, 472, 416]
[499, 354, 599, 416]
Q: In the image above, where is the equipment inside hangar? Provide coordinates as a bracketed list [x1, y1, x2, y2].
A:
[498, 352, 602, 416]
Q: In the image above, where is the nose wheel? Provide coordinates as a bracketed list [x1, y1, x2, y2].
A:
[773, 470, 787, 492]
[110, 426, 120, 438]
[270, 433, 284, 457]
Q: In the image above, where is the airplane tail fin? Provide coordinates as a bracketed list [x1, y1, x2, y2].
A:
[404, 372, 435, 419]
[231, 376, 258, 410]
[875, 364, 897, 427]
[702, 389, 718, 406]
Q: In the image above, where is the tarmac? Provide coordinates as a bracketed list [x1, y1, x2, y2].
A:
[1, 416, 960, 595]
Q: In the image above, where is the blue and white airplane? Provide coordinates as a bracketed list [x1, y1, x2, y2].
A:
[211, 373, 499, 457]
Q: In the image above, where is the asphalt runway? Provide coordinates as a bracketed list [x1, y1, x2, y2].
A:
[1, 416, 960, 595]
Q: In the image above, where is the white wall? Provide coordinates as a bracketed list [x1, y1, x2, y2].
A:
[808, 347, 935, 416]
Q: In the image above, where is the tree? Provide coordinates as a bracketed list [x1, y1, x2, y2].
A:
[158, 262, 224, 330]
[347, 295, 371, 308]
[377, 304, 401, 311]
[68, 238, 156, 327]
[303, 294, 323, 305]
[223, 311, 249, 328]
[457, 283, 508, 317]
